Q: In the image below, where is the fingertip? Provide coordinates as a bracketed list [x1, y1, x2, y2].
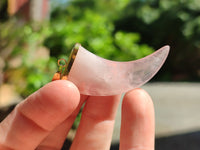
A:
[18, 80, 81, 131]
[40, 80, 80, 111]
[124, 88, 150, 101]
[123, 88, 153, 115]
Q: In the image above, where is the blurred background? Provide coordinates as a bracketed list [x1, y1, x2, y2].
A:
[0, 0, 200, 149]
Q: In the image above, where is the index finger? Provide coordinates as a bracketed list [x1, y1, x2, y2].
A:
[0, 80, 80, 150]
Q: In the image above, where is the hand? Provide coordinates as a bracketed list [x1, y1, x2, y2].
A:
[0, 80, 154, 150]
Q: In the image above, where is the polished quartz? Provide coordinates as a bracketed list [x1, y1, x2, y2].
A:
[68, 45, 170, 96]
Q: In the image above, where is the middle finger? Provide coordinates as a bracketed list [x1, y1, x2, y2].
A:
[70, 95, 121, 150]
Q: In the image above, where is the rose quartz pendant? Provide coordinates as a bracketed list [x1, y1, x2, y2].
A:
[66, 43, 169, 96]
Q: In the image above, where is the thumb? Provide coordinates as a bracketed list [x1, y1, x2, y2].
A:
[0, 80, 80, 150]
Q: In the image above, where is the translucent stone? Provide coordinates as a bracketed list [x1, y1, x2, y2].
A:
[68, 45, 170, 96]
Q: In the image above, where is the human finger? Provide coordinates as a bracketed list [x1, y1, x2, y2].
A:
[0, 80, 80, 150]
[70, 95, 121, 150]
[120, 88, 155, 150]
[37, 94, 88, 150]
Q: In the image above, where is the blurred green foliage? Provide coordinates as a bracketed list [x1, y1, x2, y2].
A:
[115, 0, 200, 81]
[1, 0, 200, 99]
[0, 21, 57, 97]
[45, 6, 153, 61]
[1, 0, 154, 98]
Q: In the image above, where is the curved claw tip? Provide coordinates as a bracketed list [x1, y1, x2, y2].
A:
[157, 45, 170, 57]
[163, 45, 170, 52]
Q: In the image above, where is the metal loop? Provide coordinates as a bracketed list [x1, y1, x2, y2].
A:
[57, 58, 67, 67]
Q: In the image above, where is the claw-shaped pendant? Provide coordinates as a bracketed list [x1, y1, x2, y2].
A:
[53, 43, 169, 96]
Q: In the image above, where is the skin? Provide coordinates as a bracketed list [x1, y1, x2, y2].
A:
[0, 80, 155, 150]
